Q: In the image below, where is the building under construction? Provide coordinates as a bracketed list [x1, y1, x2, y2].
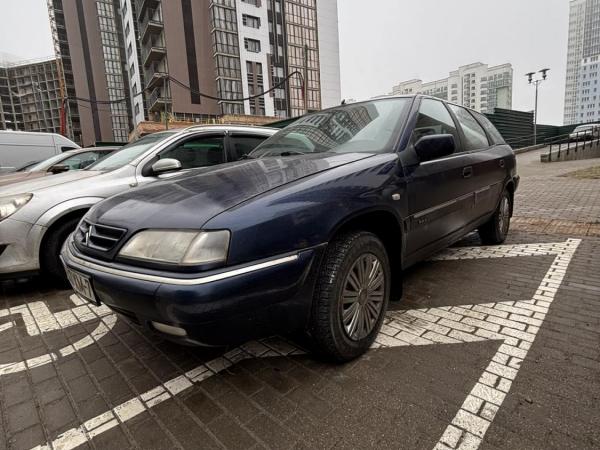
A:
[0, 56, 63, 134]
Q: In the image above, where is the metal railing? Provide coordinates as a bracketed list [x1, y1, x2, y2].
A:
[505, 134, 538, 148]
[545, 129, 600, 162]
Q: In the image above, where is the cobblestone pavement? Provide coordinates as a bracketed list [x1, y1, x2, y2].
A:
[1, 152, 600, 450]
[513, 149, 600, 230]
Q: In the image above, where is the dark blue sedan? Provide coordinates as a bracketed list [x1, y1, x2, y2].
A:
[62, 95, 518, 362]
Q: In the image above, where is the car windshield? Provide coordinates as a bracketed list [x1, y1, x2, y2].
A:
[250, 98, 411, 157]
[86, 131, 177, 171]
[25, 152, 77, 172]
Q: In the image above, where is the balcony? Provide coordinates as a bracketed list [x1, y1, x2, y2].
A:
[148, 87, 171, 112]
[143, 45, 166, 68]
[141, 19, 163, 43]
[136, 0, 160, 20]
[144, 67, 168, 91]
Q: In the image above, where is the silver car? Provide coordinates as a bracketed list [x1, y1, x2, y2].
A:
[0, 125, 276, 281]
[569, 124, 600, 141]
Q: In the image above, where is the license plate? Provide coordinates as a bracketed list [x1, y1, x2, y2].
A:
[66, 268, 99, 306]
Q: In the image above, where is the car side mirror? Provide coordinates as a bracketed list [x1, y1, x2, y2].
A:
[49, 164, 70, 174]
[414, 134, 455, 162]
[152, 158, 182, 175]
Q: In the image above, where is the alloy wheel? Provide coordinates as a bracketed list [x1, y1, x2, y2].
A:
[340, 253, 386, 341]
[498, 196, 510, 236]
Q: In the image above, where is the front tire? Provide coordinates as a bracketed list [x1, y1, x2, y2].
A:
[478, 190, 512, 245]
[40, 217, 81, 285]
[308, 231, 391, 363]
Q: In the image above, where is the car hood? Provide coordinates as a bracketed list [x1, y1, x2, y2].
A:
[0, 171, 48, 188]
[0, 170, 101, 195]
[88, 152, 374, 230]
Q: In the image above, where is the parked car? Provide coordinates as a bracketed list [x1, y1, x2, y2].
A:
[61, 95, 519, 362]
[0, 131, 80, 173]
[0, 125, 276, 282]
[569, 124, 600, 141]
[0, 147, 119, 187]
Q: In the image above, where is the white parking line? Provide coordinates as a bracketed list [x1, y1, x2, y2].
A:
[0, 295, 117, 376]
[29, 239, 580, 450]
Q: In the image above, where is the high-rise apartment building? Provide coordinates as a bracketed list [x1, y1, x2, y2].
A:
[48, 0, 132, 145]
[0, 56, 63, 133]
[563, 0, 600, 125]
[48, 0, 340, 144]
[391, 62, 513, 114]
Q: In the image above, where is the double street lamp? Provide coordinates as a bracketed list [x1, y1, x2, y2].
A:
[525, 68, 550, 145]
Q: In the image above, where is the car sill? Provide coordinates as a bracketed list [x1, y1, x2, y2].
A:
[65, 246, 299, 286]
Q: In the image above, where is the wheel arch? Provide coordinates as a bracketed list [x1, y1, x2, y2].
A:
[38, 208, 89, 265]
[327, 207, 404, 300]
[504, 179, 516, 216]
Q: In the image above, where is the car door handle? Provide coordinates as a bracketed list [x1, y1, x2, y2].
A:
[462, 166, 473, 179]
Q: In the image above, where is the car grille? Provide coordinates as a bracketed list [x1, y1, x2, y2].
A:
[75, 220, 127, 253]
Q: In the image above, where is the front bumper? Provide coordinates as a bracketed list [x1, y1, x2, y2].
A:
[61, 238, 322, 346]
[0, 218, 44, 276]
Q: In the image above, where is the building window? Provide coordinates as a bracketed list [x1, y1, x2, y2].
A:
[244, 38, 261, 53]
[242, 14, 260, 28]
[241, 0, 260, 5]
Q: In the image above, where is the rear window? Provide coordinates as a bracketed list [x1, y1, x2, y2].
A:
[473, 112, 506, 145]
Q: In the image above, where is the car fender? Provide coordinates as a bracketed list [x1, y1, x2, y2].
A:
[326, 205, 404, 242]
[35, 196, 105, 229]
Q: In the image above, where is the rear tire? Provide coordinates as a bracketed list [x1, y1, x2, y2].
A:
[40, 217, 81, 286]
[308, 231, 390, 363]
[478, 190, 511, 245]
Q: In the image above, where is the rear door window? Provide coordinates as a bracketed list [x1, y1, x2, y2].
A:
[448, 105, 490, 150]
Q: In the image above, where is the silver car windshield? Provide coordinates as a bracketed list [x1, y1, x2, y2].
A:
[86, 131, 177, 171]
[250, 98, 411, 157]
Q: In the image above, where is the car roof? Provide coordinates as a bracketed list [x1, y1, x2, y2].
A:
[312, 94, 484, 117]
[74, 146, 120, 152]
[180, 124, 278, 134]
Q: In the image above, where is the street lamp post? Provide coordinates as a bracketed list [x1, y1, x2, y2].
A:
[525, 68, 550, 145]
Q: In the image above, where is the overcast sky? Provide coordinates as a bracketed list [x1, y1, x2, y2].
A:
[0, 0, 571, 125]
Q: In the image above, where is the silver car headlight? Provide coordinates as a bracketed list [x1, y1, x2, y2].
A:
[0, 194, 33, 221]
[118, 230, 230, 265]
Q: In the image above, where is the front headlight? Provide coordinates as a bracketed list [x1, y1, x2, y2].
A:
[118, 230, 230, 266]
[0, 194, 33, 221]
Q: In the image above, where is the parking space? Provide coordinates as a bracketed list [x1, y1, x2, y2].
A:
[0, 230, 598, 450]
[1, 151, 600, 450]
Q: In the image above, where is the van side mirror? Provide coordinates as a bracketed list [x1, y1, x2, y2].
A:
[49, 164, 70, 174]
[152, 158, 182, 175]
[414, 134, 455, 162]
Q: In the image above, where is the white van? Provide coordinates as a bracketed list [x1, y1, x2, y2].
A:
[0, 131, 80, 173]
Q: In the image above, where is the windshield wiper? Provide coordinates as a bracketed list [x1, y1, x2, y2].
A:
[279, 150, 306, 156]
